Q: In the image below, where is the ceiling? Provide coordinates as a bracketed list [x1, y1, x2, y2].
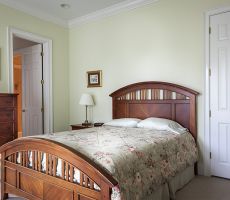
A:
[0, 0, 157, 28]
[13, 36, 38, 50]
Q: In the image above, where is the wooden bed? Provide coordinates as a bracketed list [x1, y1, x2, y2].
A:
[0, 81, 198, 200]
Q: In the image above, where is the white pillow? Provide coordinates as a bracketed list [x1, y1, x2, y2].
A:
[137, 117, 188, 134]
[104, 118, 141, 128]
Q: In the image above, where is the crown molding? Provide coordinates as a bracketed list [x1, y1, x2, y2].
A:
[69, 0, 159, 28]
[0, 0, 159, 29]
[0, 0, 69, 28]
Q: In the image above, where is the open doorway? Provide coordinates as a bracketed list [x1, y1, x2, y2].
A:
[13, 37, 43, 137]
[13, 53, 23, 137]
[8, 27, 53, 137]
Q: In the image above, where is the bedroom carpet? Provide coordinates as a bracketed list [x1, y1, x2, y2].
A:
[0, 176, 230, 200]
[176, 176, 230, 200]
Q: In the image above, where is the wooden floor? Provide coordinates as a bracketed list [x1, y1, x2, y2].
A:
[1, 176, 230, 200]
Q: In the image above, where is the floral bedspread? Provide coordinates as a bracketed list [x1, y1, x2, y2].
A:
[33, 126, 198, 200]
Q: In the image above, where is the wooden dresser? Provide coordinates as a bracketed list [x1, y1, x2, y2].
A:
[0, 93, 18, 146]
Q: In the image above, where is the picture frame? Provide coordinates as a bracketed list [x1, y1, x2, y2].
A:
[87, 70, 102, 87]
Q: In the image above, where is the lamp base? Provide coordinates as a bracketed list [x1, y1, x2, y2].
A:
[82, 121, 92, 126]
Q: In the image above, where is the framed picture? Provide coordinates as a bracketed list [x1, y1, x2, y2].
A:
[87, 70, 102, 87]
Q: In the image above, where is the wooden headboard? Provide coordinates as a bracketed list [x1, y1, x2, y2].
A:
[110, 81, 199, 140]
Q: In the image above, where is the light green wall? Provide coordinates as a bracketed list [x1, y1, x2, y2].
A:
[0, 4, 69, 131]
[69, 0, 230, 173]
[1, 0, 230, 173]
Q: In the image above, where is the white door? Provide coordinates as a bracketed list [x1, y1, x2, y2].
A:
[21, 44, 44, 136]
[210, 11, 230, 179]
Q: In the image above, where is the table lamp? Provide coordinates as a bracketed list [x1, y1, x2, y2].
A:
[79, 93, 94, 126]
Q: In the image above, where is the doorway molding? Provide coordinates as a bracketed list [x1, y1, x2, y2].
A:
[7, 27, 53, 134]
[204, 6, 230, 176]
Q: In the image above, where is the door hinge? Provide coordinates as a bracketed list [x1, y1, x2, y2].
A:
[40, 51, 44, 56]
[209, 27, 211, 34]
[209, 68, 211, 76]
[41, 80, 44, 85]
[209, 110, 211, 118]
[210, 152, 212, 159]
[41, 107, 44, 112]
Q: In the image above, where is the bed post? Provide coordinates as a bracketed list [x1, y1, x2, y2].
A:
[1, 152, 8, 200]
[101, 180, 111, 200]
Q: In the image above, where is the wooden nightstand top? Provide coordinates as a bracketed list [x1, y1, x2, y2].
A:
[71, 123, 104, 130]
[71, 124, 93, 130]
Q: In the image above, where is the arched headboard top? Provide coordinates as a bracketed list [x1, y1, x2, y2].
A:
[110, 81, 199, 140]
[110, 81, 198, 100]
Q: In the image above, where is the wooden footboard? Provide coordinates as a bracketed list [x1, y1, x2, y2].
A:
[0, 138, 117, 200]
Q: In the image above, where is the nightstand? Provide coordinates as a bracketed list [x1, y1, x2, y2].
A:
[71, 123, 104, 130]
[71, 124, 93, 130]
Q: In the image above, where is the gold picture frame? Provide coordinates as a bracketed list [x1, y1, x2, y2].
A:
[87, 70, 102, 87]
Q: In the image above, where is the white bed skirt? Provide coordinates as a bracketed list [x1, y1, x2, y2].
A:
[150, 165, 194, 200]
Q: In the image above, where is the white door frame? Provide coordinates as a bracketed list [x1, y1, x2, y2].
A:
[204, 6, 230, 176]
[7, 27, 53, 134]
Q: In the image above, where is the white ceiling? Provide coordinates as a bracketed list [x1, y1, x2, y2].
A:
[13, 36, 38, 50]
[0, 0, 158, 28]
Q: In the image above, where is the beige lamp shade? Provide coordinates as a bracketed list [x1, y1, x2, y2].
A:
[79, 94, 94, 106]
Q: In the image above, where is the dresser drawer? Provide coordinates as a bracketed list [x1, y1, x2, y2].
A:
[0, 122, 14, 136]
[0, 96, 15, 107]
[0, 109, 15, 122]
[0, 135, 14, 146]
[0, 94, 17, 146]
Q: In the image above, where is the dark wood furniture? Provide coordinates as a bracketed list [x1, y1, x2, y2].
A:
[71, 124, 93, 130]
[110, 81, 198, 139]
[0, 93, 18, 146]
[0, 82, 198, 200]
[71, 123, 104, 130]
